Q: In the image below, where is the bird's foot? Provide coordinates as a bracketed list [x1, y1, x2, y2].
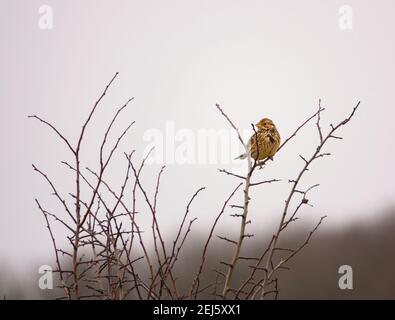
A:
[257, 161, 266, 169]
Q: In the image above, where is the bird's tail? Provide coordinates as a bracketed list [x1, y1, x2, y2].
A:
[234, 153, 247, 160]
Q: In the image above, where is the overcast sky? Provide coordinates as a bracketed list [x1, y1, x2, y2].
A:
[1, 0, 394, 276]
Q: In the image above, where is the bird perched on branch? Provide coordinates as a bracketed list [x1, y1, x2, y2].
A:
[235, 118, 281, 161]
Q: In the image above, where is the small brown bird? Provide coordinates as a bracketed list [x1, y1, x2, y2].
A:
[236, 118, 281, 161]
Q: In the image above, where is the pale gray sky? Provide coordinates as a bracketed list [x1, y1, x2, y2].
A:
[1, 0, 394, 276]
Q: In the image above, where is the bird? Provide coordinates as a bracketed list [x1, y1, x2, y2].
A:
[235, 118, 281, 161]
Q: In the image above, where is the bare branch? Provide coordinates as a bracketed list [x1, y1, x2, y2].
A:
[189, 182, 243, 299]
[28, 115, 76, 155]
[215, 103, 246, 149]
